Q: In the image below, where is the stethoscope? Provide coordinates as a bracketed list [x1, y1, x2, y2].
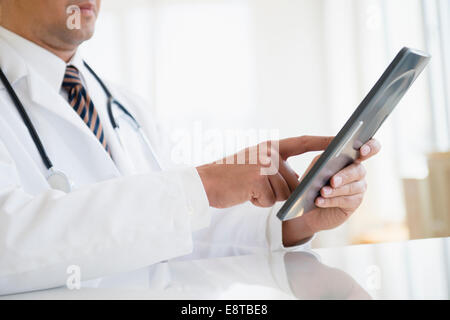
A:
[0, 61, 162, 193]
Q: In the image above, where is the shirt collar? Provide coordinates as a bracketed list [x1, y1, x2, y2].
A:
[67, 50, 85, 74]
[0, 25, 84, 92]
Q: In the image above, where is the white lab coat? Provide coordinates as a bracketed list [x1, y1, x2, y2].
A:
[0, 34, 309, 295]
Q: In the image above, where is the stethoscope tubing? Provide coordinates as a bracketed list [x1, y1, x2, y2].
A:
[0, 67, 54, 170]
[83, 61, 138, 130]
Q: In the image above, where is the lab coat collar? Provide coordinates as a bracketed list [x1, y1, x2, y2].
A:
[0, 26, 87, 94]
[0, 39, 28, 89]
[0, 26, 67, 93]
[0, 33, 121, 178]
[0, 35, 88, 133]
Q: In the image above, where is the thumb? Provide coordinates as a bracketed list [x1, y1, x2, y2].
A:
[279, 136, 334, 159]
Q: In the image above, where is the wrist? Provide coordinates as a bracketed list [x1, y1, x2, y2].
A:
[282, 216, 316, 247]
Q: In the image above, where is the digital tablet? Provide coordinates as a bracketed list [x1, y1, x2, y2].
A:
[277, 47, 431, 221]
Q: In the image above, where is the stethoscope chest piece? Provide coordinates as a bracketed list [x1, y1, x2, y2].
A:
[47, 168, 73, 193]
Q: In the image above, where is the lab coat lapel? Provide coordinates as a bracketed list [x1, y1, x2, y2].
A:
[26, 71, 121, 177]
[27, 71, 93, 137]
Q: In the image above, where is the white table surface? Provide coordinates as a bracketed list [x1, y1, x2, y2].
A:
[2, 237, 449, 300]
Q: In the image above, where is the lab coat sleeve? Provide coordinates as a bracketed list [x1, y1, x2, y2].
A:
[0, 139, 210, 295]
[177, 167, 211, 231]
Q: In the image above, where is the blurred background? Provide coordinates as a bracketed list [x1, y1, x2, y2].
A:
[82, 0, 450, 248]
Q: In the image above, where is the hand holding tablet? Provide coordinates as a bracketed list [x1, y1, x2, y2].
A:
[277, 47, 431, 222]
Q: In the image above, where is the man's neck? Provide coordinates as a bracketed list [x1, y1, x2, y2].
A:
[33, 39, 76, 63]
[0, 24, 76, 63]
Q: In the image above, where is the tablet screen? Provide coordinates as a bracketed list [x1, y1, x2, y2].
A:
[277, 47, 431, 221]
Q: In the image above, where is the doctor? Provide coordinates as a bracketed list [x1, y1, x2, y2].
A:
[0, 0, 380, 294]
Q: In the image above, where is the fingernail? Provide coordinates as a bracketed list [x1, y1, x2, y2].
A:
[323, 186, 332, 195]
[334, 176, 342, 187]
[361, 145, 370, 156]
[317, 198, 325, 205]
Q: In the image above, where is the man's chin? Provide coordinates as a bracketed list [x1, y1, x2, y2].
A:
[69, 26, 96, 43]
[81, 28, 95, 41]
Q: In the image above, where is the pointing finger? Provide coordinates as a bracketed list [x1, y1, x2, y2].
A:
[279, 136, 334, 160]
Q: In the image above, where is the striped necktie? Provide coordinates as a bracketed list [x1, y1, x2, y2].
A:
[62, 65, 110, 154]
